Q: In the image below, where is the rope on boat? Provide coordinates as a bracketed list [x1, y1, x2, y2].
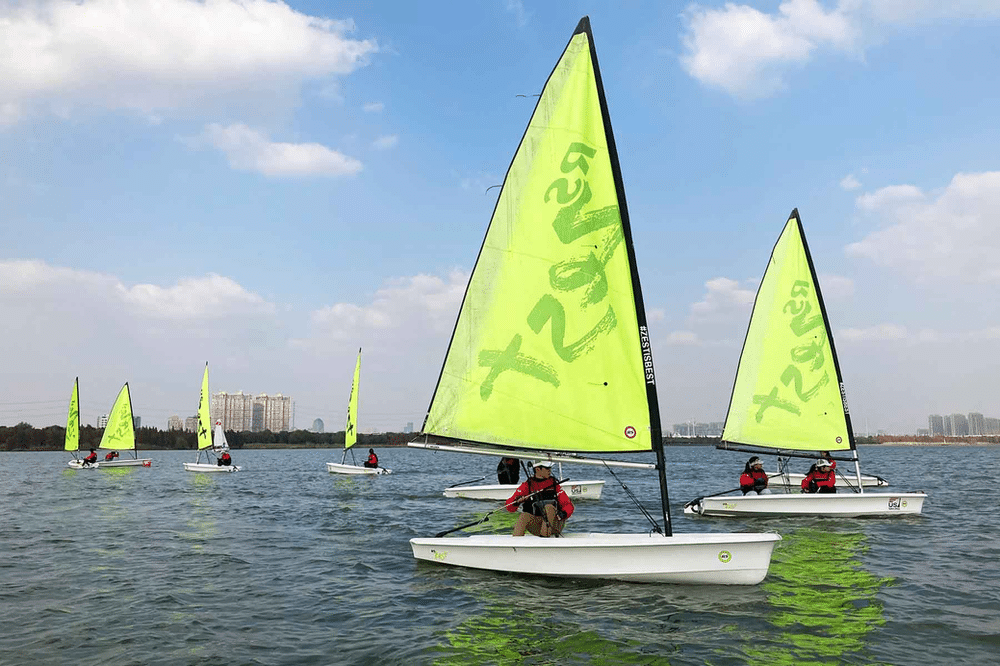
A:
[603, 462, 662, 535]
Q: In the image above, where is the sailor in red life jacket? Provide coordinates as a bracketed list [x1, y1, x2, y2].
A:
[740, 457, 769, 495]
[819, 451, 837, 472]
[81, 449, 98, 466]
[363, 448, 379, 469]
[801, 459, 837, 493]
[506, 462, 575, 537]
[218, 451, 232, 467]
[104, 450, 119, 461]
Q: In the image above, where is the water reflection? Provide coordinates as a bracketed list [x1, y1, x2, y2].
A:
[751, 526, 892, 664]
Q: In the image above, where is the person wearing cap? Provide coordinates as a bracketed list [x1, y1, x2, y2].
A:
[801, 459, 837, 493]
[497, 457, 520, 485]
[363, 448, 379, 469]
[506, 462, 574, 537]
[81, 448, 98, 467]
[739, 457, 769, 495]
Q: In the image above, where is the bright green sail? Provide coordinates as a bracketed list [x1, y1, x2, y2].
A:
[722, 210, 854, 453]
[345, 348, 361, 451]
[99, 383, 135, 451]
[423, 20, 654, 454]
[197, 363, 213, 450]
[65, 377, 80, 452]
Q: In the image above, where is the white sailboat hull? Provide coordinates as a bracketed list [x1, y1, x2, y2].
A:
[183, 462, 241, 473]
[685, 492, 926, 517]
[444, 480, 604, 500]
[411, 532, 781, 584]
[67, 458, 151, 469]
[326, 462, 391, 475]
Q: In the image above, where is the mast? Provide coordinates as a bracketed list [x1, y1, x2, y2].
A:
[580, 16, 671, 535]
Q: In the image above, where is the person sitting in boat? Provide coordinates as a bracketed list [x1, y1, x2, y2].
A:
[818, 451, 837, 471]
[506, 462, 574, 538]
[801, 459, 837, 493]
[497, 457, 519, 485]
[218, 451, 232, 467]
[364, 449, 379, 469]
[104, 450, 119, 461]
[739, 457, 769, 495]
[82, 448, 98, 466]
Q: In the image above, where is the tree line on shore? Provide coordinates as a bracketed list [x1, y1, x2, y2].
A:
[0, 422, 415, 452]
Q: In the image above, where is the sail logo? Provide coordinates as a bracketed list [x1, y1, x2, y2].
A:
[478, 141, 622, 399]
[887, 497, 901, 510]
[718, 550, 732, 564]
[752, 279, 830, 423]
[639, 326, 655, 385]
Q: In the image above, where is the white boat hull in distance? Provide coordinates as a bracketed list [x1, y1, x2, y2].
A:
[684, 492, 927, 518]
[183, 462, 242, 473]
[779, 472, 887, 488]
[67, 460, 100, 469]
[411, 532, 781, 585]
[69, 458, 152, 469]
[443, 480, 604, 500]
[326, 462, 391, 475]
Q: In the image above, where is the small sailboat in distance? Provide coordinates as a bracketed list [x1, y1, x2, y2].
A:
[684, 210, 925, 517]
[327, 348, 391, 475]
[64, 378, 90, 468]
[184, 363, 240, 473]
[408, 16, 779, 584]
[69, 383, 151, 468]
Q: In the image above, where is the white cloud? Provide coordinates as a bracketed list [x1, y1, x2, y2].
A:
[838, 323, 908, 341]
[0, 0, 377, 123]
[680, 0, 858, 99]
[363, 102, 384, 113]
[120, 274, 275, 320]
[846, 171, 1000, 283]
[665, 330, 701, 345]
[506, 0, 531, 28]
[689, 277, 755, 320]
[647, 308, 666, 322]
[372, 134, 398, 150]
[679, 0, 1000, 99]
[194, 123, 362, 177]
[840, 174, 862, 190]
[817, 273, 854, 299]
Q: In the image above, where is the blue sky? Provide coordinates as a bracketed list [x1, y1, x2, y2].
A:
[3, 0, 999, 434]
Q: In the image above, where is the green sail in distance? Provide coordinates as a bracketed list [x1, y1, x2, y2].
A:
[423, 24, 651, 454]
[99, 383, 135, 451]
[722, 210, 853, 453]
[345, 349, 361, 451]
[197, 363, 213, 450]
[65, 378, 80, 452]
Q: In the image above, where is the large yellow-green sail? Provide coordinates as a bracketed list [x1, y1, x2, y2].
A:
[197, 363, 213, 450]
[345, 348, 361, 451]
[722, 210, 854, 453]
[99, 383, 135, 451]
[65, 377, 80, 452]
[423, 18, 659, 455]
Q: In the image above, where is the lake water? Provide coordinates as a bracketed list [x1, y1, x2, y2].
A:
[1, 445, 997, 665]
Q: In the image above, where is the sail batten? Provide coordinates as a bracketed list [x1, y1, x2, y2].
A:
[421, 19, 655, 457]
[721, 210, 854, 454]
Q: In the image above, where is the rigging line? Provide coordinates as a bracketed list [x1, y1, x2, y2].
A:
[602, 461, 661, 535]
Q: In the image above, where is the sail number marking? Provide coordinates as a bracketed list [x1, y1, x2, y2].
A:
[478, 142, 624, 399]
[752, 279, 830, 423]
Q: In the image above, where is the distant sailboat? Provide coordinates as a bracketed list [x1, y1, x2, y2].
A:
[407, 17, 779, 584]
[69, 383, 152, 469]
[64, 378, 87, 468]
[184, 363, 240, 473]
[684, 210, 925, 517]
[327, 349, 391, 475]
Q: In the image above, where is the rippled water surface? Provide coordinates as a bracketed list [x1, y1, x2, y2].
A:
[1, 445, 997, 665]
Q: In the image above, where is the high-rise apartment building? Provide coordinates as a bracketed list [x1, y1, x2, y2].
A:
[184, 416, 199, 433]
[986, 418, 1000, 435]
[312, 418, 324, 433]
[212, 391, 293, 432]
[968, 413, 986, 436]
[928, 414, 944, 436]
[97, 414, 108, 428]
[167, 415, 183, 431]
[946, 413, 969, 437]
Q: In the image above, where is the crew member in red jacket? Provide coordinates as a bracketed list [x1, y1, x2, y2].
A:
[364, 449, 379, 469]
[81, 449, 98, 466]
[506, 462, 574, 537]
[801, 459, 837, 493]
[740, 457, 769, 495]
[104, 450, 119, 461]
